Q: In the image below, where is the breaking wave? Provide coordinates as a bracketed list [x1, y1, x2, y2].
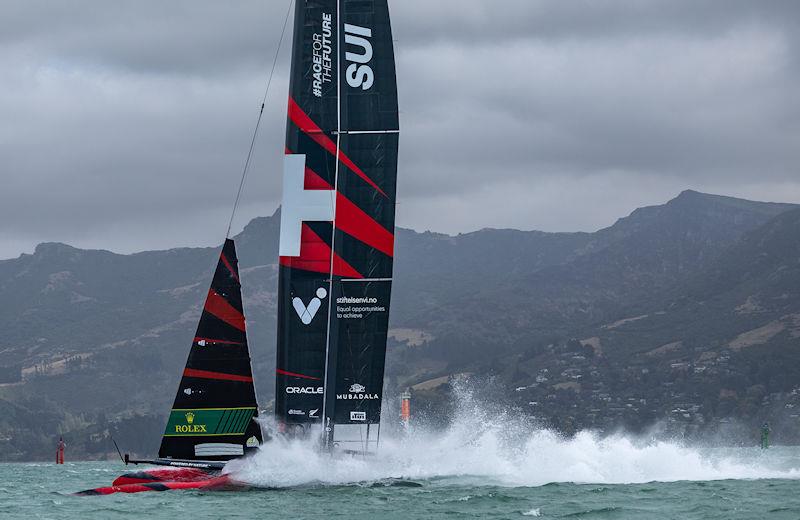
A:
[227, 390, 800, 489]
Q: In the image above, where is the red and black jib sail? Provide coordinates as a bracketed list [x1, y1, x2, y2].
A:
[275, 0, 399, 452]
[159, 239, 262, 462]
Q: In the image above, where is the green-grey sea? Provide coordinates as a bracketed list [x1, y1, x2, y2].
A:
[2, 438, 800, 519]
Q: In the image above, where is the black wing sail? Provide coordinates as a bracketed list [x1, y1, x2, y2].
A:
[159, 239, 262, 462]
[275, 0, 399, 452]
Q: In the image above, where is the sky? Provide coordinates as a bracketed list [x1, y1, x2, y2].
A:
[0, 0, 798, 259]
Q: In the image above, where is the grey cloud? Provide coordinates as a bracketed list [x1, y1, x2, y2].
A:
[394, 1, 800, 47]
[0, 1, 289, 75]
[1, 0, 799, 259]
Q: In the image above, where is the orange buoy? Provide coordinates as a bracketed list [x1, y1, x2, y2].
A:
[400, 391, 411, 430]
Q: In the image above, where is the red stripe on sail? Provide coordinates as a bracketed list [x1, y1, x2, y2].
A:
[204, 289, 246, 331]
[332, 255, 363, 279]
[279, 224, 363, 279]
[288, 97, 387, 197]
[276, 369, 321, 381]
[219, 254, 240, 283]
[336, 193, 394, 257]
[305, 166, 333, 190]
[184, 368, 253, 383]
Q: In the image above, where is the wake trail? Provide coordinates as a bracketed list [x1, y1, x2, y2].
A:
[228, 391, 800, 489]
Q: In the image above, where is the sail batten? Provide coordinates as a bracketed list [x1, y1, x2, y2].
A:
[275, 0, 399, 452]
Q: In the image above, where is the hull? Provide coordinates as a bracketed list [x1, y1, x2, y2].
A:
[75, 475, 239, 496]
[111, 467, 216, 486]
[76, 468, 244, 496]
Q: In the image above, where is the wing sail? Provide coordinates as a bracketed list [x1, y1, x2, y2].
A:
[275, 0, 399, 454]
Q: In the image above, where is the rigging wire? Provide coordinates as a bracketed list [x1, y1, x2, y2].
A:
[226, 0, 295, 239]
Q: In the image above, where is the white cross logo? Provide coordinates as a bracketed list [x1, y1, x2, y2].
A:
[279, 155, 335, 258]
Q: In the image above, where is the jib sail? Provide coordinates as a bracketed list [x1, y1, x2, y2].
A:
[275, 0, 399, 453]
[159, 239, 262, 462]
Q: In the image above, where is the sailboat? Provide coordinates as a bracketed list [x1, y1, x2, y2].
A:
[77, 0, 398, 495]
[77, 240, 262, 494]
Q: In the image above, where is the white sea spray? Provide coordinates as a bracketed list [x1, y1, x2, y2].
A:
[227, 387, 800, 489]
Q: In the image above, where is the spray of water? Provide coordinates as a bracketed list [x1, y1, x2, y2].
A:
[228, 388, 800, 489]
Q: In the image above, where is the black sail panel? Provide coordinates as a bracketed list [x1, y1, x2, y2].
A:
[159, 239, 262, 462]
[340, 0, 399, 133]
[275, 0, 340, 432]
[323, 0, 399, 451]
[327, 280, 392, 420]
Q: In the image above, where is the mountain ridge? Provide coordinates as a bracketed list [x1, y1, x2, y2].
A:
[1, 190, 799, 460]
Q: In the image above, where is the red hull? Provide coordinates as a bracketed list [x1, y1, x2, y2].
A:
[111, 467, 214, 486]
[76, 470, 246, 496]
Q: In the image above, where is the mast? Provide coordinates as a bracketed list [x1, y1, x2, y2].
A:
[275, 0, 399, 453]
[321, 0, 344, 448]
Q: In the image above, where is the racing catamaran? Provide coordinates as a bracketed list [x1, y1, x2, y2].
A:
[78, 0, 398, 495]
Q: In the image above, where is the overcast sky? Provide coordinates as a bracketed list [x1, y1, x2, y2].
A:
[1, 1, 798, 259]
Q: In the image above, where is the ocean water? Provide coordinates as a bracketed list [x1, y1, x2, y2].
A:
[3, 424, 800, 520]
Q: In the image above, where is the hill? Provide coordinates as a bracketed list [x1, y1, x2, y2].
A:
[0, 191, 798, 460]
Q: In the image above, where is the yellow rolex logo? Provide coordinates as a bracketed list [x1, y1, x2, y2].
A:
[175, 411, 206, 433]
[167, 408, 255, 437]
